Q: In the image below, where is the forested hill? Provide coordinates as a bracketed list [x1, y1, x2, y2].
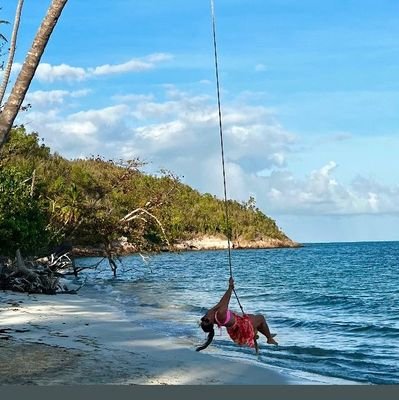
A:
[0, 127, 297, 257]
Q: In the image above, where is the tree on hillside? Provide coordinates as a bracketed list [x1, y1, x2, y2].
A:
[61, 159, 180, 276]
[0, 0, 68, 150]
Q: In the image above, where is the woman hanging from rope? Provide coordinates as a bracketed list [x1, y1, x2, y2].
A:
[196, 277, 278, 354]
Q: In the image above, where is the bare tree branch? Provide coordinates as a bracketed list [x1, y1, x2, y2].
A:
[120, 207, 170, 246]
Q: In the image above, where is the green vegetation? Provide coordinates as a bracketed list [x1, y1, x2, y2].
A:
[0, 126, 290, 257]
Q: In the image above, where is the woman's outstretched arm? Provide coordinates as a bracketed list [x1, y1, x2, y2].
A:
[209, 278, 234, 319]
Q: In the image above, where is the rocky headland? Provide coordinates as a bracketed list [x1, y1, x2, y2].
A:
[71, 235, 301, 257]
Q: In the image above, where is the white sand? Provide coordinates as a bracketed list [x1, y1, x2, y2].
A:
[0, 289, 315, 385]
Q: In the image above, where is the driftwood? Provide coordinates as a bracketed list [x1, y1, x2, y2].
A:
[0, 249, 83, 294]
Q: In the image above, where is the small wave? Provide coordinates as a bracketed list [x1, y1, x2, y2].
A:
[262, 346, 399, 384]
[347, 324, 399, 337]
[273, 316, 349, 334]
[275, 317, 319, 329]
[274, 316, 399, 340]
[302, 293, 364, 308]
[282, 345, 344, 357]
[137, 302, 161, 308]
[273, 344, 383, 363]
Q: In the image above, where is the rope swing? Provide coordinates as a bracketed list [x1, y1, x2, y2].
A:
[210, 0, 244, 314]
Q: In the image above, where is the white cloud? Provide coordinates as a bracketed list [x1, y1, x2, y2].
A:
[251, 162, 399, 216]
[56, 120, 98, 136]
[132, 100, 183, 120]
[35, 63, 87, 83]
[88, 53, 173, 78]
[71, 105, 130, 126]
[90, 60, 152, 76]
[255, 63, 267, 72]
[135, 120, 186, 143]
[367, 192, 379, 212]
[22, 104, 131, 155]
[16, 85, 399, 218]
[10, 63, 22, 75]
[144, 53, 173, 63]
[270, 152, 286, 167]
[9, 53, 173, 83]
[24, 89, 90, 108]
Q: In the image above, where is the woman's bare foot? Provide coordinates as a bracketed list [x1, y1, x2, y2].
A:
[267, 334, 278, 345]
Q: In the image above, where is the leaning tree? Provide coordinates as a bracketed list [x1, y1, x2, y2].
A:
[0, 0, 24, 105]
[0, 0, 68, 150]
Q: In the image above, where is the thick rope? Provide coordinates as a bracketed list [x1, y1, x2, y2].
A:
[210, 0, 244, 314]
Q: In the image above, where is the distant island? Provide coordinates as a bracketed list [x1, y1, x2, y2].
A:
[1, 126, 299, 260]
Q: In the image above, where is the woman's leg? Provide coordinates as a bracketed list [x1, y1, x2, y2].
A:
[252, 314, 278, 345]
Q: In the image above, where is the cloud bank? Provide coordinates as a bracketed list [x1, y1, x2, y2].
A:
[16, 78, 399, 218]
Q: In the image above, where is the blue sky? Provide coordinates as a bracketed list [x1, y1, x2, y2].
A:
[2, 0, 399, 243]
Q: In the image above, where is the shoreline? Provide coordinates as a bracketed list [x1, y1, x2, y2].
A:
[72, 235, 302, 257]
[1, 288, 313, 385]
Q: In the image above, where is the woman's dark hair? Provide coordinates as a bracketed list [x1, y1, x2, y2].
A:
[196, 316, 215, 352]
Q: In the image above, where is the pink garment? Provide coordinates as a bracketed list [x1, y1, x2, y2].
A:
[215, 310, 255, 348]
[214, 309, 232, 327]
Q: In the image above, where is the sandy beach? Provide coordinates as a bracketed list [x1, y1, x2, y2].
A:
[0, 288, 311, 385]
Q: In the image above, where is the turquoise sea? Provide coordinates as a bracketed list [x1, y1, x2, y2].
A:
[77, 241, 399, 384]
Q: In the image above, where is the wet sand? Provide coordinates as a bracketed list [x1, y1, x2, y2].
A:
[0, 289, 306, 385]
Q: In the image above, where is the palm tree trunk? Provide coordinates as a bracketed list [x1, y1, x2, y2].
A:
[0, 0, 25, 106]
[0, 0, 68, 150]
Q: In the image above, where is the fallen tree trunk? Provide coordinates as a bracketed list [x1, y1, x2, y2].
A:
[15, 249, 41, 283]
[0, 249, 81, 294]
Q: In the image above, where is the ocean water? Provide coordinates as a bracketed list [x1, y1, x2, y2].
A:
[76, 241, 399, 384]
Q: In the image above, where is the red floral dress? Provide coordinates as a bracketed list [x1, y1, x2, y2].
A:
[226, 313, 255, 347]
